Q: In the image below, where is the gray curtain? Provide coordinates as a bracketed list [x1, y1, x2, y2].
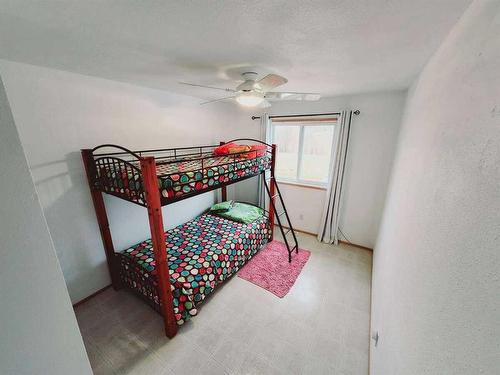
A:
[258, 113, 271, 208]
[317, 110, 353, 244]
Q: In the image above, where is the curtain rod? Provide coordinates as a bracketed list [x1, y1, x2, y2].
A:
[251, 110, 360, 120]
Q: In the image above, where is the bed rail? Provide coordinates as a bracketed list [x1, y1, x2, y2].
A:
[84, 140, 272, 207]
[93, 156, 147, 206]
[92, 144, 142, 159]
[225, 138, 273, 147]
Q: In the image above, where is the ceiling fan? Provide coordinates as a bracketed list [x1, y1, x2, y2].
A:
[179, 72, 321, 108]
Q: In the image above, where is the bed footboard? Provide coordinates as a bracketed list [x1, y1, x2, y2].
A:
[116, 253, 162, 314]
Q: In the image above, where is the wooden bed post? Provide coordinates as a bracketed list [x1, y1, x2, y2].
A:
[81, 149, 121, 290]
[140, 156, 178, 338]
[269, 144, 277, 241]
[219, 141, 227, 201]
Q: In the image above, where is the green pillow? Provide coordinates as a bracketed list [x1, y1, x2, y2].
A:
[214, 202, 264, 224]
[210, 200, 234, 212]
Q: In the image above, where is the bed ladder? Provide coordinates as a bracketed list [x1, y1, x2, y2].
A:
[263, 176, 299, 262]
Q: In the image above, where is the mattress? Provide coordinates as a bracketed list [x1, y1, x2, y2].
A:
[98, 153, 271, 204]
[119, 212, 270, 325]
[158, 154, 270, 198]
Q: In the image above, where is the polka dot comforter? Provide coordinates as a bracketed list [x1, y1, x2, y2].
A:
[120, 212, 270, 325]
[98, 154, 271, 205]
[157, 154, 271, 201]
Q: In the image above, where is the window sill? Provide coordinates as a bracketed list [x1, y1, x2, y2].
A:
[276, 180, 327, 191]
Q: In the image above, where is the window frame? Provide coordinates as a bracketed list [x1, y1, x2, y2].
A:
[270, 119, 337, 188]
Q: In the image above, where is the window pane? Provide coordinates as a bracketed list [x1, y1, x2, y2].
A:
[274, 125, 300, 180]
[299, 125, 335, 183]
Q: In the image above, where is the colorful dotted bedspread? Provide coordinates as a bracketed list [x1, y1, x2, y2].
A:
[99, 154, 271, 204]
[157, 154, 271, 201]
[120, 212, 270, 325]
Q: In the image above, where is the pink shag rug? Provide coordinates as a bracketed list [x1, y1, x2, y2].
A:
[238, 241, 311, 298]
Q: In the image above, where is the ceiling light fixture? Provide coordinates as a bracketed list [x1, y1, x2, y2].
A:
[235, 91, 264, 107]
[180, 72, 321, 107]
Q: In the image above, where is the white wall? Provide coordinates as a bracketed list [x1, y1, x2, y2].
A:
[261, 90, 406, 248]
[0, 75, 92, 374]
[0, 60, 254, 303]
[272, 184, 328, 235]
[371, 1, 500, 374]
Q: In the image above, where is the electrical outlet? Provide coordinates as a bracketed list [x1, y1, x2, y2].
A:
[299, 214, 304, 220]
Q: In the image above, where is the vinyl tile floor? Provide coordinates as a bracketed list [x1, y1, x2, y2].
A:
[75, 232, 372, 375]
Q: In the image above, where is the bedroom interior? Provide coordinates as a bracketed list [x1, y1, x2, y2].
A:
[0, 1, 498, 375]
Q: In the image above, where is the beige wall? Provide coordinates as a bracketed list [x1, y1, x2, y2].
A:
[371, 1, 500, 373]
[0, 75, 92, 374]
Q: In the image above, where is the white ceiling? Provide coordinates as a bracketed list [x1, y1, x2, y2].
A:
[0, 0, 470, 100]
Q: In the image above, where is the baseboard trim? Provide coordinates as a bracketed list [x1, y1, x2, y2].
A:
[73, 284, 112, 308]
[274, 224, 373, 251]
[278, 225, 317, 237]
[339, 240, 373, 252]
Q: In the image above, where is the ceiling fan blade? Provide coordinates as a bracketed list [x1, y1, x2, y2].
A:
[179, 82, 235, 92]
[258, 99, 272, 108]
[199, 96, 236, 105]
[255, 74, 288, 91]
[265, 92, 321, 101]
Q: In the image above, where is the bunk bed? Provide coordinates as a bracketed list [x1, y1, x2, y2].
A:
[81, 139, 298, 338]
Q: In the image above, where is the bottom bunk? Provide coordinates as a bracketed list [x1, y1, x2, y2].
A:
[115, 206, 270, 325]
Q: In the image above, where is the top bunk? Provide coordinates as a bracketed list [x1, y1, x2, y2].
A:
[82, 139, 273, 207]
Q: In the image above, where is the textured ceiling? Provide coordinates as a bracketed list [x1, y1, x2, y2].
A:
[0, 0, 471, 99]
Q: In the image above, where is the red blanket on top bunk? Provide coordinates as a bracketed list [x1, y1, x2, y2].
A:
[213, 143, 267, 159]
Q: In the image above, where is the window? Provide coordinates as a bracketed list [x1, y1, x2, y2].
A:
[271, 118, 337, 187]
